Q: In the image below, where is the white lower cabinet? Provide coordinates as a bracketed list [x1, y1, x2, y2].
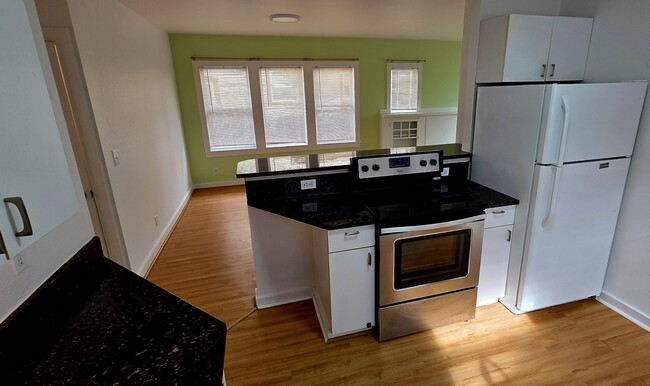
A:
[329, 247, 375, 335]
[477, 206, 516, 306]
[312, 225, 375, 341]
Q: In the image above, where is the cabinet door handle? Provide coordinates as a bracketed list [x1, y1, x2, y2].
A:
[540, 64, 547, 78]
[345, 231, 360, 237]
[507, 230, 512, 242]
[368, 252, 372, 266]
[0, 230, 9, 259]
[549, 63, 556, 77]
[4, 197, 34, 237]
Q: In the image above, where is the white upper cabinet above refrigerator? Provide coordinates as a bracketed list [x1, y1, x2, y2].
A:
[537, 82, 648, 165]
[476, 14, 593, 83]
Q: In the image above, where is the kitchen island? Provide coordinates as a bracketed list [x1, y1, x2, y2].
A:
[237, 144, 519, 341]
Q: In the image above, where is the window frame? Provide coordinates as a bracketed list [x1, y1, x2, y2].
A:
[386, 62, 424, 113]
[193, 59, 360, 157]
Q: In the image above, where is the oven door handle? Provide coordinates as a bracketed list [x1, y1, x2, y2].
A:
[380, 214, 486, 235]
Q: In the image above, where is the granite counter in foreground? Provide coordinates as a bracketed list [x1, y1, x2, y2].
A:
[0, 237, 226, 384]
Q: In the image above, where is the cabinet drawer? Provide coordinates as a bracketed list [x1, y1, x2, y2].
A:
[484, 206, 516, 228]
[328, 225, 375, 253]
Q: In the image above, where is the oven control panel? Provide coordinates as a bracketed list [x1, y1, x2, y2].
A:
[354, 151, 441, 179]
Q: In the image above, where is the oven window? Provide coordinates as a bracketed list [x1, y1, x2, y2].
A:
[394, 229, 471, 289]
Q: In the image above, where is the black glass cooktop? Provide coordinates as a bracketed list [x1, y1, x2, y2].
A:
[358, 179, 485, 228]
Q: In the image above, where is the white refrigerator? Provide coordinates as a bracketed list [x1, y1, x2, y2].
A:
[471, 82, 647, 313]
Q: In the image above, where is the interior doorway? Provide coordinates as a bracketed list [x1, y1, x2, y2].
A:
[44, 39, 109, 256]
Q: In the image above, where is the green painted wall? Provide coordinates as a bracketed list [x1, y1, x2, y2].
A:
[169, 34, 462, 184]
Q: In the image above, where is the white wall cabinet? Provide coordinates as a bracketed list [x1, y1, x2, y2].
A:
[0, 0, 81, 263]
[476, 14, 593, 83]
[477, 206, 516, 306]
[312, 225, 374, 341]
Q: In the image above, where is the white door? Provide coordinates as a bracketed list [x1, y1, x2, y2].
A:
[0, 0, 80, 260]
[477, 225, 512, 306]
[44, 40, 107, 255]
[537, 82, 648, 165]
[329, 247, 374, 335]
[546, 17, 593, 82]
[517, 159, 630, 312]
[502, 15, 553, 82]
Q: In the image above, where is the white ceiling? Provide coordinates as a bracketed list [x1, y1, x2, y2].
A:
[119, 0, 465, 41]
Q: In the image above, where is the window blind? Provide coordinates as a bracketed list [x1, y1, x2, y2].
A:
[259, 67, 308, 147]
[200, 67, 256, 151]
[313, 67, 356, 144]
[390, 68, 419, 112]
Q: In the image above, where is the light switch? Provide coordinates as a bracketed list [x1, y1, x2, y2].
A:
[111, 149, 120, 166]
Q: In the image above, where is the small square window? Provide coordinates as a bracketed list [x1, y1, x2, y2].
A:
[387, 62, 423, 113]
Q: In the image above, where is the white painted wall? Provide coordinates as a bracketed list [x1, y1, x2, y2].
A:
[35, 0, 131, 269]
[66, 0, 192, 275]
[457, 0, 562, 150]
[0, 0, 94, 321]
[561, 0, 650, 328]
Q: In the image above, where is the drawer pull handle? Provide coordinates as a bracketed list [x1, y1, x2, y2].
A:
[4, 197, 33, 237]
[491, 210, 506, 215]
[345, 231, 360, 237]
[0, 230, 8, 259]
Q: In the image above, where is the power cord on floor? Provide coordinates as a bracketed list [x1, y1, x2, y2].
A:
[227, 306, 258, 331]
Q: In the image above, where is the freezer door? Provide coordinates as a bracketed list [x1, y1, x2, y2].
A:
[537, 82, 647, 165]
[517, 159, 630, 312]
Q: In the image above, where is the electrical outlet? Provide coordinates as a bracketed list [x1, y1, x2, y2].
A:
[300, 179, 317, 190]
[154, 214, 158, 227]
[10, 255, 28, 275]
[213, 168, 219, 175]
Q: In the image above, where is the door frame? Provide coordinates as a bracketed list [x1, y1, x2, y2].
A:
[41, 27, 130, 269]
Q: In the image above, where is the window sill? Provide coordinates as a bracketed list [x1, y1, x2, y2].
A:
[380, 107, 458, 118]
[205, 141, 361, 158]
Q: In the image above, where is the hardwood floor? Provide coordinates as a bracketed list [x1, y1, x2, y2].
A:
[148, 186, 650, 385]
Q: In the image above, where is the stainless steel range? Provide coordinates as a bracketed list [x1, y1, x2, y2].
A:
[352, 150, 485, 341]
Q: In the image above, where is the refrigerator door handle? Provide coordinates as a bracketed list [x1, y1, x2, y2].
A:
[557, 95, 571, 166]
[542, 166, 562, 228]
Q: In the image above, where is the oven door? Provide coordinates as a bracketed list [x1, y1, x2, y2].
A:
[378, 215, 485, 306]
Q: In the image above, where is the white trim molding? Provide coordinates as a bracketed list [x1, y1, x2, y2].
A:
[255, 287, 313, 309]
[597, 291, 650, 332]
[194, 179, 244, 189]
[139, 187, 193, 277]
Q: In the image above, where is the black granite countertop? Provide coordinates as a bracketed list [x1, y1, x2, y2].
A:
[250, 180, 519, 230]
[250, 194, 376, 230]
[236, 143, 470, 178]
[0, 237, 226, 384]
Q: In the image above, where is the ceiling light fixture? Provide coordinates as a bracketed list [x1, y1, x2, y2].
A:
[270, 14, 301, 23]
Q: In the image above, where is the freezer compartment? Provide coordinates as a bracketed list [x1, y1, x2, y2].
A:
[517, 158, 631, 312]
[537, 82, 647, 165]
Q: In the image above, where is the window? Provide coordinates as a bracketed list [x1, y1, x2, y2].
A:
[259, 67, 308, 148]
[194, 60, 359, 156]
[314, 67, 356, 144]
[198, 67, 256, 151]
[388, 62, 423, 113]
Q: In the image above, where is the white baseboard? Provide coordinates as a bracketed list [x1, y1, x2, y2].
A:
[194, 180, 244, 189]
[137, 187, 193, 277]
[255, 287, 313, 309]
[597, 291, 650, 332]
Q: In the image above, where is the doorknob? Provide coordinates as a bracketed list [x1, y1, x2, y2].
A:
[0, 230, 9, 259]
[4, 197, 33, 237]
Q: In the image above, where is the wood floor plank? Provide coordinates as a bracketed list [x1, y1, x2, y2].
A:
[147, 186, 650, 385]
